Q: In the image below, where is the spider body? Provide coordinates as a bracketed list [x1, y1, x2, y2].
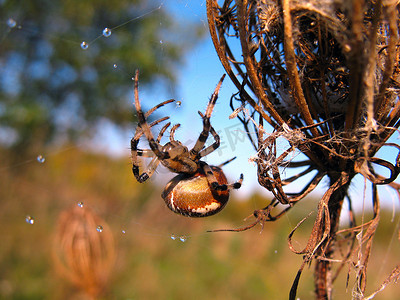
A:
[162, 164, 229, 217]
[131, 70, 243, 217]
[159, 141, 197, 173]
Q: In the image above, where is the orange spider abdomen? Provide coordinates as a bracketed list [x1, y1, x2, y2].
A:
[161, 166, 230, 217]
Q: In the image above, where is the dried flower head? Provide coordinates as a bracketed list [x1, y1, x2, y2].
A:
[207, 0, 400, 298]
[52, 205, 115, 299]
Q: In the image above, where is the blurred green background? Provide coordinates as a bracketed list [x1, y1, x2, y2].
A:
[0, 147, 399, 299]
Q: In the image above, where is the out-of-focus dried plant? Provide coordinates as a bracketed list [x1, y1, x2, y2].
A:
[52, 205, 115, 300]
[207, 0, 400, 298]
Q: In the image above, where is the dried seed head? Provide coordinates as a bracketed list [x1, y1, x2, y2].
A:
[52, 205, 115, 298]
[208, 0, 400, 297]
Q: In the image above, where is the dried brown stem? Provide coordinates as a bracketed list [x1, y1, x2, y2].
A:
[282, 0, 319, 135]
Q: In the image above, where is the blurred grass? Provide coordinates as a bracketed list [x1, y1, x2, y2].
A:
[0, 145, 399, 299]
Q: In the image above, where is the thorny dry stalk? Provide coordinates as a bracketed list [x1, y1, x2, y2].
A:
[207, 0, 400, 299]
[52, 206, 115, 300]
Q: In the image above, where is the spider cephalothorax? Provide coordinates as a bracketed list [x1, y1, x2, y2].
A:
[131, 70, 243, 217]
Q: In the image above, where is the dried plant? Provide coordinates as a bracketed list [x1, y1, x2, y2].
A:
[52, 205, 115, 299]
[207, 0, 400, 299]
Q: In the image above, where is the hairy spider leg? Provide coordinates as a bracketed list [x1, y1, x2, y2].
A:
[145, 99, 175, 118]
[137, 120, 171, 156]
[189, 74, 226, 159]
[200, 161, 243, 191]
[196, 111, 221, 158]
[132, 117, 169, 163]
[131, 121, 171, 182]
[217, 156, 237, 167]
[134, 70, 169, 160]
[196, 111, 242, 191]
[132, 98, 174, 148]
[169, 124, 181, 141]
[133, 116, 169, 142]
[131, 94, 174, 183]
[132, 98, 175, 155]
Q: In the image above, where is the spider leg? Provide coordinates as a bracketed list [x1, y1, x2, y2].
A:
[134, 116, 169, 140]
[132, 117, 168, 157]
[201, 161, 243, 191]
[134, 70, 169, 160]
[135, 149, 156, 157]
[135, 121, 171, 156]
[157, 122, 171, 143]
[197, 111, 220, 158]
[145, 99, 175, 118]
[169, 124, 181, 141]
[190, 74, 225, 159]
[139, 156, 161, 182]
[131, 119, 171, 182]
[217, 156, 237, 167]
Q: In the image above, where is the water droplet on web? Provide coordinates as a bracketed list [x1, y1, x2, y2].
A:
[176, 101, 182, 108]
[170, 234, 176, 240]
[80, 41, 89, 50]
[77, 202, 84, 208]
[102, 27, 112, 37]
[343, 44, 351, 52]
[179, 235, 187, 242]
[159, 40, 163, 44]
[36, 155, 45, 163]
[122, 230, 126, 234]
[96, 225, 103, 232]
[25, 215, 35, 225]
[7, 18, 17, 28]
[113, 64, 118, 69]
[274, 250, 278, 254]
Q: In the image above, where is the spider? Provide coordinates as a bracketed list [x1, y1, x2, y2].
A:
[131, 70, 243, 217]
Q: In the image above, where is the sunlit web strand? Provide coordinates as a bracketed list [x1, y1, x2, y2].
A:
[83, 3, 164, 46]
[3, 3, 164, 49]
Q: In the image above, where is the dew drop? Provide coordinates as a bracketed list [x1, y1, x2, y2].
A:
[170, 234, 176, 240]
[80, 41, 89, 50]
[25, 215, 35, 225]
[96, 225, 103, 232]
[159, 40, 163, 44]
[7, 18, 17, 28]
[179, 235, 187, 242]
[77, 202, 84, 208]
[122, 230, 126, 234]
[113, 64, 118, 69]
[274, 250, 278, 254]
[176, 101, 182, 108]
[343, 44, 351, 53]
[102, 27, 112, 37]
[36, 155, 45, 163]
